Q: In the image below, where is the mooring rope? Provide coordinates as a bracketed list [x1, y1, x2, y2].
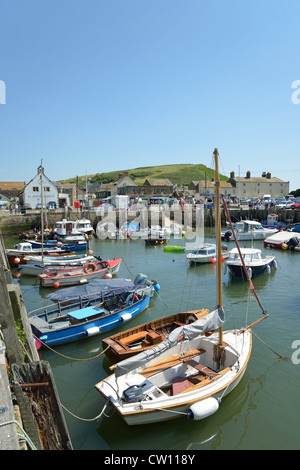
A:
[60, 400, 111, 422]
[251, 329, 289, 361]
[33, 333, 109, 361]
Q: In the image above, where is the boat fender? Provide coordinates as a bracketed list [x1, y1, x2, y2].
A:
[247, 267, 252, 278]
[85, 326, 101, 336]
[266, 265, 271, 274]
[187, 397, 220, 420]
[273, 260, 277, 269]
[121, 313, 132, 322]
[153, 282, 160, 292]
[84, 262, 97, 273]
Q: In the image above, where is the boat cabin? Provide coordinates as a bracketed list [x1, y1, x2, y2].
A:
[235, 220, 264, 233]
[228, 248, 262, 263]
[54, 219, 78, 236]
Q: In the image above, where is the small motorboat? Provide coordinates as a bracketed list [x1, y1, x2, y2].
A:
[38, 258, 122, 287]
[75, 218, 95, 237]
[231, 220, 278, 241]
[186, 243, 229, 264]
[225, 247, 277, 279]
[264, 231, 300, 249]
[30, 282, 156, 347]
[6, 242, 75, 265]
[17, 254, 101, 276]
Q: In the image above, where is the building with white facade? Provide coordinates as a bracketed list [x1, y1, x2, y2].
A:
[19, 165, 58, 208]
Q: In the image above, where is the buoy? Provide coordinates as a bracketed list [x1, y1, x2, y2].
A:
[88, 250, 93, 255]
[56, 242, 62, 247]
[14, 257, 20, 264]
[154, 282, 160, 292]
[53, 281, 60, 288]
[187, 398, 220, 420]
[104, 272, 112, 279]
[210, 257, 216, 263]
[34, 338, 42, 351]
[282, 243, 288, 250]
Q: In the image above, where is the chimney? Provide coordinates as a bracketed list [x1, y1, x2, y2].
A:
[262, 172, 267, 177]
[118, 173, 123, 179]
[230, 171, 235, 179]
[266, 172, 271, 179]
[124, 171, 129, 176]
[246, 171, 251, 179]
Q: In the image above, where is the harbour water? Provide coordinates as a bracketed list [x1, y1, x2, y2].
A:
[5, 229, 300, 450]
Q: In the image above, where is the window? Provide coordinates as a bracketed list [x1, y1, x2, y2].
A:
[45, 187, 50, 192]
[33, 186, 39, 192]
[152, 188, 156, 194]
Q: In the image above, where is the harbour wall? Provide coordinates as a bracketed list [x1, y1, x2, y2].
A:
[0, 207, 300, 234]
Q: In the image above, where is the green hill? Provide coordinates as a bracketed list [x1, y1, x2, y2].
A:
[60, 163, 228, 187]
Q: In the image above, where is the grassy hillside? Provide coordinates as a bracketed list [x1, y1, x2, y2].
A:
[60, 163, 228, 187]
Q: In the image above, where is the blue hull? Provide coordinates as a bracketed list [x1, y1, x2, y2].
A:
[30, 241, 87, 251]
[227, 261, 275, 280]
[32, 291, 151, 347]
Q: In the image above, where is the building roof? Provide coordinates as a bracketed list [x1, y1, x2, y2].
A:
[115, 175, 137, 187]
[144, 178, 173, 186]
[234, 176, 287, 183]
[0, 182, 25, 191]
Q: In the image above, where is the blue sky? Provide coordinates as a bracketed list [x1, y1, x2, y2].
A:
[1, 0, 300, 190]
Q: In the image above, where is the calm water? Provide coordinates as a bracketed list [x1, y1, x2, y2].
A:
[5, 230, 300, 450]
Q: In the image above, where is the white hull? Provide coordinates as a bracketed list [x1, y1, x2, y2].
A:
[235, 231, 276, 241]
[187, 252, 229, 264]
[96, 329, 252, 425]
[19, 256, 98, 276]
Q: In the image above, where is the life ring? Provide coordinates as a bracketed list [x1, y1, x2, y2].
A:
[84, 262, 97, 273]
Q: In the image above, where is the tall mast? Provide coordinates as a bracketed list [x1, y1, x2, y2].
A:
[214, 148, 223, 347]
[40, 159, 44, 264]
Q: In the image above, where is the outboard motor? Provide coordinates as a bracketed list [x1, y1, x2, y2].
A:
[287, 237, 299, 251]
[223, 231, 232, 241]
[122, 385, 144, 403]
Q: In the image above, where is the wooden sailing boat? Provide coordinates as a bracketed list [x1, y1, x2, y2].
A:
[95, 148, 267, 425]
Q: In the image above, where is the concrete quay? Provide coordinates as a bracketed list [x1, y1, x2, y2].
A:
[0, 206, 299, 233]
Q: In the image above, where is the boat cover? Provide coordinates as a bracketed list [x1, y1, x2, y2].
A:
[114, 307, 225, 377]
[47, 278, 137, 303]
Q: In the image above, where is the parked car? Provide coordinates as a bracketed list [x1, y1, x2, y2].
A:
[36, 203, 46, 210]
[291, 203, 300, 209]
